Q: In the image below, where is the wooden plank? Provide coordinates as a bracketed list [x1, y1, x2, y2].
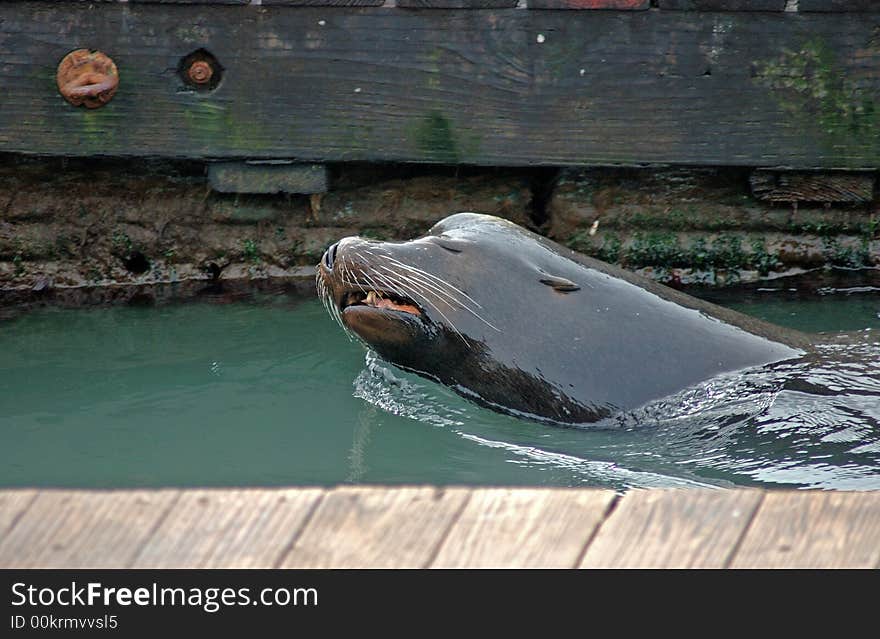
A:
[133, 488, 324, 568]
[208, 161, 328, 194]
[750, 170, 875, 203]
[281, 486, 470, 568]
[399, 0, 518, 8]
[2, 4, 880, 168]
[799, 1, 880, 12]
[731, 492, 880, 568]
[431, 489, 615, 568]
[127, 1, 250, 4]
[0, 490, 179, 568]
[658, 0, 785, 9]
[263, 0, 385, 6]
[528, 0, 649, 8]
[0, 490, 37, 537]
[580, 490, 764, 568]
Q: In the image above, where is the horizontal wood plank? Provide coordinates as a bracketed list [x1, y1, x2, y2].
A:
[657, 0, 786, 9]
[126, 1, 250, 4]
[133, 488, 325, 568]
[2, 4, 880, 168]
[399, 0, 519, 7]
[580, 489, 764, 568]
[798, 1, 880, 12]
[0, 490, 179, 568]
[281, 486, 470, 568]
[263, 0, 385, 6]
[528, 0, 649, 8]
[431, 488, 615, 568]
[731, 491, 880, 568]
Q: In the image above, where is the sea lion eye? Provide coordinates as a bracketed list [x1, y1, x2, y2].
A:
[539, 275, 580, 292]
[433, 238, 463, 253]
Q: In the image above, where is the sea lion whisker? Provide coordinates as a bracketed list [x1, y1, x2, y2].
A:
[373, 271, 470, 347]
[372, 265, 458, 311]
[353, 254, 442, 319]
[374, 263, 500, 332]
[376, 255, 486, 311]
[372, 262, 478, 314]
[352, 254, 415, 306]
[359, 267, 405, 303]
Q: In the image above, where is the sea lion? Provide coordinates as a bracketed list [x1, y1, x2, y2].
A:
[317, 213, 810, 425]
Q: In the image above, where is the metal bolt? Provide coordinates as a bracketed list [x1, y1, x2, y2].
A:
[187, 60, 214, 85]
[56, 49, 119, 109]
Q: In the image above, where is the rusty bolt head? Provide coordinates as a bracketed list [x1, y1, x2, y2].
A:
[187, 60, 214, 85]
[56, 49, 119, 109]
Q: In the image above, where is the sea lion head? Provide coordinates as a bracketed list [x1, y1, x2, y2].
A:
[316, 213, 497, 370]
[316, 213, 608, 423]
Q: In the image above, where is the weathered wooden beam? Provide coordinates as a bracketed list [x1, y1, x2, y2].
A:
[399, 0, 518, 8]
[208, 161, 328, 194]
[2, 3, 880, 168]
[263, 0, 385, 6]
[799, 1, 880, 12]
[528, 0, 649, 9]
[658, 1, 786, 9]
[749, 170, 876, 203]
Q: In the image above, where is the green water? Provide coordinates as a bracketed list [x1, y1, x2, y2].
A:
[1, 285, 879, 490]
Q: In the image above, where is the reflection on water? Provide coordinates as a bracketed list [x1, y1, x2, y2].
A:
[0, 274, 878, 491]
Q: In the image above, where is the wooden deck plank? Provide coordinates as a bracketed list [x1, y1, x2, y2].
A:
[580, 489, 764, 568]
[730, 492, 880, 568]
[133, 488, 324, 568]
[281, 486, 470, 568]
[431, 488, 615, 568]
[0, 489, 38, 537]
[0, 490, 178, 568]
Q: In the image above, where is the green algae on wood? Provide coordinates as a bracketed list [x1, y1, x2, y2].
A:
[754, 39, 880, 166]
[411, 112, 460, 163]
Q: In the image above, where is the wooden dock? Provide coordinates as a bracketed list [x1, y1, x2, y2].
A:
[2, 487, 880, 568]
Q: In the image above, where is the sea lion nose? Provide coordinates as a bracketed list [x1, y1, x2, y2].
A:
[323, 241, 339, 270]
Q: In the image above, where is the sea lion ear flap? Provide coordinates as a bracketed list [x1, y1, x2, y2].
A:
[539, 275, 580, 293]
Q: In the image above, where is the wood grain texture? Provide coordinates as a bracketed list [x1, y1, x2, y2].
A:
[0, 490, 37, 539]
[657, 0, 785, 9]
[263, 0, 385, 6]
[127, 1, 250, 4]
[799, 1, 880, 11]
[580, 489, 764, 568]
[281, 486, 470, 568]
[133, 488, 324, 568]
[528, 0, 649, 8]
[398, 0, 518, 8]
[431, 488, 615, 568]
[731, 491, 880, 568]
[2, 4, 880, 168]
[0, 490, 179, 568]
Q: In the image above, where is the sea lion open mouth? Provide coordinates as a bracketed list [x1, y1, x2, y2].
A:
[341, 289, 421, 316]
